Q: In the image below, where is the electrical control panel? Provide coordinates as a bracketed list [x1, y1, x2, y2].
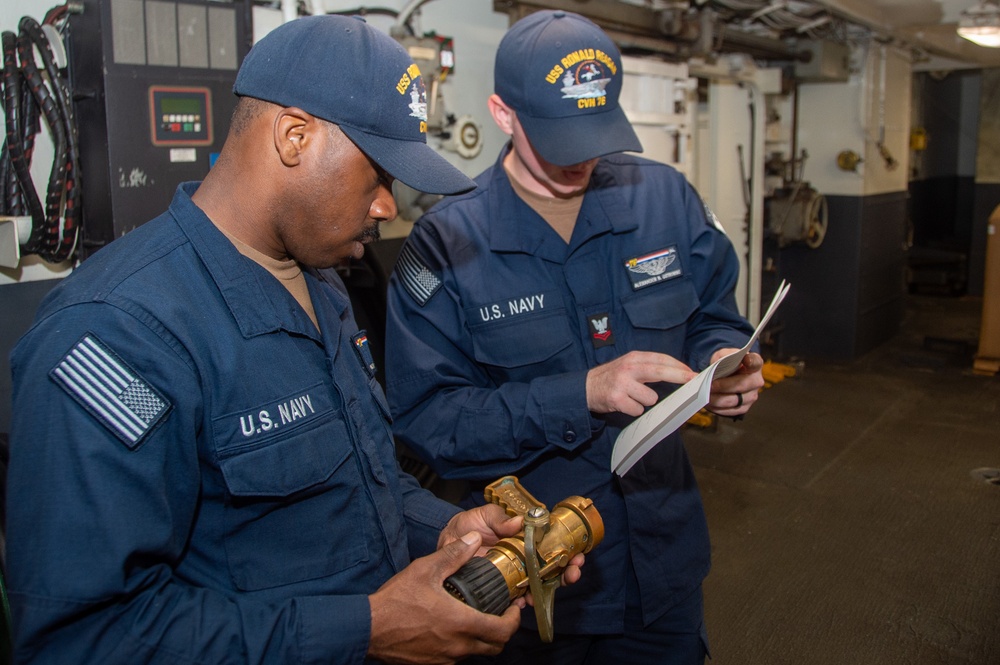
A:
[66, 0, 250, 255]
[149, 86, 213, 146]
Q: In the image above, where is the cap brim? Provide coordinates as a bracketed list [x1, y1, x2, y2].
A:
[517, 105, 643, 166]
[341, 127, 476, 196]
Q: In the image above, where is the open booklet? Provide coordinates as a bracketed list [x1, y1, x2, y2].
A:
[611, 280, 791, 476]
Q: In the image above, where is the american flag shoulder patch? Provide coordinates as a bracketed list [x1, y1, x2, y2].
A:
[703, 198, 726, 235]
[397, 242, 442, 306]
[49, 333, 172, 449]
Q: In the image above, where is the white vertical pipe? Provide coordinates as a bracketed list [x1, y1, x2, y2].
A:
[281, 0, 297, 24]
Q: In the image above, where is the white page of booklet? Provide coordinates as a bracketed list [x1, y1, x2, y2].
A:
[611, 280, 790, 476]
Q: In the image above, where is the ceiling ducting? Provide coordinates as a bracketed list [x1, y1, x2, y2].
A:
[492, 0, 1000, 69]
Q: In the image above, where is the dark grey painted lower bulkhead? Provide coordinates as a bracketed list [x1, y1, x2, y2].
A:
[764, 191, 909, 362]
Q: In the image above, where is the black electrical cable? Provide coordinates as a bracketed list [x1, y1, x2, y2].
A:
[18, 15, 80, 261]
[1, 6, 81, 263]
[1, 30, 45, 244]
[16, 19, 68, 258]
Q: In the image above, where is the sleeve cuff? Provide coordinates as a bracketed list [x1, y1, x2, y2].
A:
[401, 479, 462, 558]
[537, 370, 594, 450]
[295, 594, 371, 665]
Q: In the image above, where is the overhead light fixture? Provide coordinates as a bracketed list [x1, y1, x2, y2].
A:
[958, 0, 1000, 48]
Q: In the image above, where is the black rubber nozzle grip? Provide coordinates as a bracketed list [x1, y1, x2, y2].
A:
[443, 556, 510, 615]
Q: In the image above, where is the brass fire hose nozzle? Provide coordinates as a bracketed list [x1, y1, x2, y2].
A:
[443, 476, 604, 642]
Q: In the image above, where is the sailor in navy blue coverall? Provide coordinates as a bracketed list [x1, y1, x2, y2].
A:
[5, 16, 586, 665]
[384, 10, 765, 663]
[9, 185, 461, 662]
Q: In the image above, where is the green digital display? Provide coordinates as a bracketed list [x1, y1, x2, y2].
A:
[161, 97, 202, 115]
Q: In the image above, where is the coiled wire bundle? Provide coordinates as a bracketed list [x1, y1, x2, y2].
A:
[2, 4, 81, 263]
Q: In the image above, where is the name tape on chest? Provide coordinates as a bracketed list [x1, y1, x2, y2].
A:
[237, 391, 320, 439]
[50, 333, 172, 449]
[624, 246, 682, 290]
[475, 293, 546, 323]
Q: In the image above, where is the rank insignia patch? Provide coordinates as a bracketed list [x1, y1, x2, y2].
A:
[624, 246, 682, 290]
[352, 331, 377, 378]
[397, 243, 442, 306]
[49, 333, 171, 449]
[588, 312, 615, 348]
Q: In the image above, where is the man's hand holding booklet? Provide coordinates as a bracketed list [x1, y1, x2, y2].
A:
[611, 280, 791, 476]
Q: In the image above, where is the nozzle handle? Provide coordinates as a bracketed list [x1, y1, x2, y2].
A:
[525, 506, 559, 643]
[484, 476, 545, 518]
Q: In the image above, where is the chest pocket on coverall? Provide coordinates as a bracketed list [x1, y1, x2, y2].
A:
[467, 308, 576, 383]
[621, 278, 701, 354]
[215, 406, 370, 591]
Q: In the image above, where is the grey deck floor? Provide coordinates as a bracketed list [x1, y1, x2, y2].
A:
[687, 295, 1000, 664]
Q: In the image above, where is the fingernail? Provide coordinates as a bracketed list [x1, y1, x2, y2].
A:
[461, 531, 479, 546]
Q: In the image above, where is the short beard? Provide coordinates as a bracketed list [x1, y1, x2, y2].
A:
[356, 223, 381, 245]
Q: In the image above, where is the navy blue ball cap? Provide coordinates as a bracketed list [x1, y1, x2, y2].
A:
[234, 15, 474, 195]
[495, 10, 642, 167]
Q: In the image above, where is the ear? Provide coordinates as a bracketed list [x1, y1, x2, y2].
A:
[488, 94, 515, 136]
[272, 107, 314, 167]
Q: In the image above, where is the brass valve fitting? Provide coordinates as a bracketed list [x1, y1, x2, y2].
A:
[443, 476, 604, 642]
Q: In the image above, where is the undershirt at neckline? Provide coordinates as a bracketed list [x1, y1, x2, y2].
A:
[504, 162, 585, 244]
[216, 226, 320, 331]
